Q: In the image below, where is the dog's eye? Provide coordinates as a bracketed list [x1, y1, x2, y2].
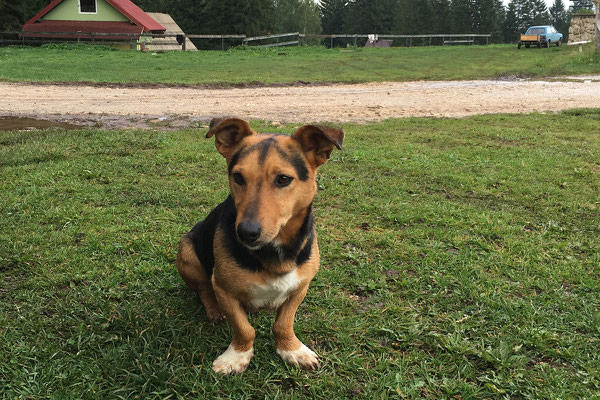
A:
[232, 172, 245, 186]
[275, 174, 293, 187]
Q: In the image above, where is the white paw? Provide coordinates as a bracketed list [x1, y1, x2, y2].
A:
[277, 343, 319, 370]
[212, 344, 253, 374]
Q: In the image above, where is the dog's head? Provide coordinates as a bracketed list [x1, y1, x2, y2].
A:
[206, 117, 343, 249]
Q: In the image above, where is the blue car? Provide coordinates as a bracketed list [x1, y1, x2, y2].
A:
[518, 26, 563, 48]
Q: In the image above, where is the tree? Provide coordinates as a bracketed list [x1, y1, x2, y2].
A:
[429, 0, 452, 33]
[450, 0, 474, 34]
[344, 0, 397, 33]
[527, 0, 550, 26]
[472, 0, 505, 41]
[201, 0, 275, 35]
[274, 0, 322, 34]
[394, 0, 432, 34]
[570, 0, 594, 13]
[136, 0, 276, 35]
[549, 0, 568, 40]
[320, 0, 347, 34]
[502, 0, 549, 38]
[503, 0, 520, 42]
[0, 0, 49, 31]
[133, 0, 207, 35]
[490, 0, 506, 42]
[0, 1, 24, 31]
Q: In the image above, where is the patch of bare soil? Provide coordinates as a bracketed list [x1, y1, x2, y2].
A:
[1, 78, 599, 129]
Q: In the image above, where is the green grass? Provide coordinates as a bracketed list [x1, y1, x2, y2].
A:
[1, 111, 600, 398]
[0, 44, 598, 85]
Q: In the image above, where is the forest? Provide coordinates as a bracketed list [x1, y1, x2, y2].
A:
[0, 0, 595, 43]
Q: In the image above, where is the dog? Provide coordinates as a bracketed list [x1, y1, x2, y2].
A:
[176, 117, 344, 374]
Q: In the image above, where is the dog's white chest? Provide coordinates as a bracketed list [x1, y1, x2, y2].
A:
[249, 270, 301, 310]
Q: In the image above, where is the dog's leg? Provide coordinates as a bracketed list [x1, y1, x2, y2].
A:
[176, 235, 224, 322]
[273, 286, 319, 370]
[211, 282, 255, 374]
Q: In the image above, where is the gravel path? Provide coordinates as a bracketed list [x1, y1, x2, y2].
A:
[1, 78, 599, 128]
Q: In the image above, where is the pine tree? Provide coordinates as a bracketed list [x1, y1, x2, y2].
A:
[503, 0, 520, 42]
[450, 0, 474, 34]
[492, 0, 506, 41]
[570, 0, 594, 13]
[549, 0, 568, 40]
[549, 0, 566, 25]
[201, 0, 275, 36]
[527, 0, 550, 26]
[429, 0, 452, 33]
[140, 0, 209, 35]
[344, 0, 396, 33]
[506, 0, 549, 33]
[1, 0, 49, 31]
[274, 0, 322, 34]
[472, 0, 505, 41]
[394, 0, 432, 34]
[320, 0, 347, 34]
[0, 0, 23, 31]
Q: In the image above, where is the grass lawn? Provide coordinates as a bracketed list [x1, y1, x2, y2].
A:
[0, 44, 599, 86]
[1, 110, 600, 398]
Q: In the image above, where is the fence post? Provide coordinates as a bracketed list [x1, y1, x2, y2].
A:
[330, 36, 333, 48]
[183, 34, 187, 51]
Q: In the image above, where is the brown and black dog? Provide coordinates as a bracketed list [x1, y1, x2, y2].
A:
[176, 117, 343, 374]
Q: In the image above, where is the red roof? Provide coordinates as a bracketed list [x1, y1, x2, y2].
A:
[23, 0, 165, 33]
[21, 20, 144, 39]
[105, 0, 165, 32]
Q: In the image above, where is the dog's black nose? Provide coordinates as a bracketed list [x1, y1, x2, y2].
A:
[237, 221, 262, 245]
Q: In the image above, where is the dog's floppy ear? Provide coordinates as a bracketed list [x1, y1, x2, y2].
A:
[292, 124, 344, 168]
[206, 117, 255, 160]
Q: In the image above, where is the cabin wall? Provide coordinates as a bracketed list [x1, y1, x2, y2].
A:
[42, 0, 129, 22]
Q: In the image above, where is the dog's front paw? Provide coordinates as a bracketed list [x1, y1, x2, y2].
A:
[277, 343, 319, 370]
[212, 344, 253, 374]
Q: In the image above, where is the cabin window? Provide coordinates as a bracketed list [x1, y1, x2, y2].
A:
[79, 0, 97, 13]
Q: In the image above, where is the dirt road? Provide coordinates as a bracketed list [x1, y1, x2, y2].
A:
[1, 78, 599, 128]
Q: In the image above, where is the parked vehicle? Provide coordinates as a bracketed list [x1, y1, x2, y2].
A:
[518, 26, 563, 49]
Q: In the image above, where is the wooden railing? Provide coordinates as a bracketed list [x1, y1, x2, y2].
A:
[0, 30, 492, 50]
[301, 33, 491, 47]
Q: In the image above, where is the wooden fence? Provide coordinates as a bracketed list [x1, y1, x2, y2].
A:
[0, 31, 248, 49]
[303, 33, 491, 47]
[0, 31, 492, 50]
[244, 32, 300, 47]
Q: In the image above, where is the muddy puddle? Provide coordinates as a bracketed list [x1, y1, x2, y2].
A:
[0, 116, 82, 131]
[0, 113, 211, 131]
